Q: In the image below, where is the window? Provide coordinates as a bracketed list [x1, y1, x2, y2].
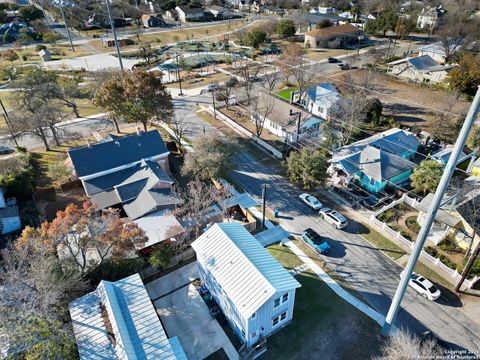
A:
[280, 312, 287, 321]
[273, 298, 280, 308]
[282, 293, 288, 303]
[251, 312, 256, 319]
[272, 316, 279, 326]
[251, 332, 257, 339]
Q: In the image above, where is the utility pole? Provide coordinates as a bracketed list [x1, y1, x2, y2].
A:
[381, 86, 480, 336]
[175, 54, 183, 96]
[0, 99, 18, 146]
[455, 240, 480, 292]
[53, 0, 75, 52]
[212, 86, 217, 121]
[290, 109, 302, 145]
[105, 0, 124, 70]
[261, 184, 267, 228]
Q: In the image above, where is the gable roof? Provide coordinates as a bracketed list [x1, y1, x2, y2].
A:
[338, 145, 416, 182]
[133, 213, 185, 250]
[257, 92, 319, 131]
[191, 223, 301, 319]
[68, 130, 169, 178]
[333, 128, 420, 160]
[305, 83, 341, 109]
[69, 273, 187, 360]
[305, 23, 361, 37]
[84, 159, 177, 219]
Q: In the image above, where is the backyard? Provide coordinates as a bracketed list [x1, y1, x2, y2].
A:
[264, 242, 383, 360]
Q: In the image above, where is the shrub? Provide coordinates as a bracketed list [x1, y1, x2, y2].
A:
[0, 152, 35, 200]
[425, 246, 438, 257]
[149, 245, 175, 270]
[35, 44, 47, 52]
[438, 238, 462, 253]
[87, 257, 146, 286]
[438, 254, 457, 270]
[400, 230, 411, 240]
[47, 160, 71, 185]
[406, 216, 421, 234]
[457, 258, 480, 279]
[377, 209, 396, 223]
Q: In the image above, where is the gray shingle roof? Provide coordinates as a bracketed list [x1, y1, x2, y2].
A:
[339, 145, 416, 182]
[68, 130, 169, 178]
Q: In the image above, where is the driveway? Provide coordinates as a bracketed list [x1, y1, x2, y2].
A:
[154, 284, 239, 360]
[145, 261, 198, 301]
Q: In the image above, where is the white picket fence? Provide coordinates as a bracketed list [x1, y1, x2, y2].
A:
[370, 215, 472, 288]
[210, 106, 284, 159]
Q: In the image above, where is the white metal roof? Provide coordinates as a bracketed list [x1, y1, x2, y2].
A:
[133, 213, 185, 250]
[191, 223, 301, 319]
[69, 273, 187, 360]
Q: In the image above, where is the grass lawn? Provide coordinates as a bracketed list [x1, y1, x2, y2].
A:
[360, 223, 407, 260]
[276, 87, 297, 101]
[264, 243, 383, 359]
[305, 48, 352, 62]
[88, 21, 247, 53]
[261, 270, 383, 360]
[267, 243, 303, 270]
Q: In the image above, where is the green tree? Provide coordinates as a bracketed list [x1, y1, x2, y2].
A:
[364, 10, 398, 36]
[365, 98, 383, 124]
[148, 245, 175, 270]
[182, 134, 237, 180]
[448, 53, 480, 96]
[244, 27, 267, 49]
[277, 19, 296, 38]
[285, 149, 329, 189]
[410, 160, 443, 195]
[18, 5, 43, 22]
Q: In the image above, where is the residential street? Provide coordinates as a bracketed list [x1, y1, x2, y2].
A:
[171, 91, 480, 354]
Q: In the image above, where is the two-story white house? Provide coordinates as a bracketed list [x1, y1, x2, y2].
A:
[416, 5, 446, 30]
[191, 223, 301, 349]
[175, 6, 204, 22]
[293, 83, 341, 120]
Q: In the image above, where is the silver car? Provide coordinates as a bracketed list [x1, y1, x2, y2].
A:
[319, 208, 348, 229]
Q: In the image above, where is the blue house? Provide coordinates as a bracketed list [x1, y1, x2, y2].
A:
[330, 128, 420, 193]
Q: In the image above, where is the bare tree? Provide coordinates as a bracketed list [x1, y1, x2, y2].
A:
[374, 329, 442, 359]
[263, 68, 281, 92]
[170, 113, 192, 152]
[428, 91, 461, 142]
[173, 178, 231, 238]
[277, 42, 303, 86]
[436, 15, 472, 64]
[240, 62, 261, 105]
[219, 77, 239, 110]
[251, 93, 275, 137]
[291, 54, 310, 105]
[0, 236, 86, 358]
[332, 71, 377, 145]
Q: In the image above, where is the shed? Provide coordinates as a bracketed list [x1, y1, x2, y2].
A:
[38, 49, 52, 61]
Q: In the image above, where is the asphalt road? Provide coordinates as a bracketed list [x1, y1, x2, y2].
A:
[173, 90, 480, 354]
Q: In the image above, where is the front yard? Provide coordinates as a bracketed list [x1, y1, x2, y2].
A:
[264, 243, 383, 360]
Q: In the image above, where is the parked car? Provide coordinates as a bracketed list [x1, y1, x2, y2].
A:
[319, 208, 348, 229]
[328, 57, 339, 63]
[0, 145, 13, 155]
[400, 271, 441, 301]
[299, 193, 323, 210]
[361, 194, 393, 210]
[302, 228, 330, 254]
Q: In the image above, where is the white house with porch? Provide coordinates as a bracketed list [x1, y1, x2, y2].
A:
[293, 83, 341, 120]
[191, 223, 301, 351]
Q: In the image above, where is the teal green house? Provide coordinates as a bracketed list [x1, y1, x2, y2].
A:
[331, 128, 420, 193]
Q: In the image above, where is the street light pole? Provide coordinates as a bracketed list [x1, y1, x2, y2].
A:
[381, 86, 480, 336]
[105, 0, 124, 70]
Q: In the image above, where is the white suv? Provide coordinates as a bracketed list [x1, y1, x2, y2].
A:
[319, 208, 348, 229]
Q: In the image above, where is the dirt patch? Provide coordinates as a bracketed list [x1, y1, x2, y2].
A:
[43, 187, 88, 221]
[330, 69, 470, 132]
